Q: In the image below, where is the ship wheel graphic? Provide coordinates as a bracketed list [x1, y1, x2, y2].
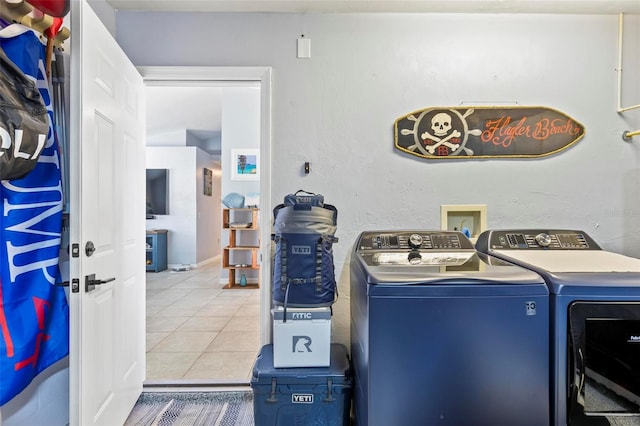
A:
[400, 108, 482, 157]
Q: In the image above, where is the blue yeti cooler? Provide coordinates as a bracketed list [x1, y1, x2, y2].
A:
[250, 343, 352, 426]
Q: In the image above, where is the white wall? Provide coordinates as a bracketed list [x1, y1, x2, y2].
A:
[196, 151, 222, 264]
[147, 146, 220, 266]
[146, 129, 188, 146]
[0, 359, 69, 426]
[117, 11, 640, 348]
[220, 87, 261, 283]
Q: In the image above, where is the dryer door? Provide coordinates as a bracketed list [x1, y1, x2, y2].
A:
[568, 302, 640, 422]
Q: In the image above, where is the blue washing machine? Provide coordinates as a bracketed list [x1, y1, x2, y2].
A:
[350, 230, 550, 426]
[476, 229, 640, 426]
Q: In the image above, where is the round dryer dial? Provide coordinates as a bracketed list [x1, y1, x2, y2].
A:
[408, 233, 423, 249]
[535, 233, 551, 247]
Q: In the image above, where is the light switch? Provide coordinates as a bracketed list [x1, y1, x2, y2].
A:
[297, 37, 311, 59]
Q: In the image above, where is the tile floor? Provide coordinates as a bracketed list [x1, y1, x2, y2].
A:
[145, 259, 261, 382]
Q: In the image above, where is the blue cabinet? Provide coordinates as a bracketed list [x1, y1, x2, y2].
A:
[146, 229, 168, 272]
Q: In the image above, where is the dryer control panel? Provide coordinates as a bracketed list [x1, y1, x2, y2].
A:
[476, 229, 602, 251]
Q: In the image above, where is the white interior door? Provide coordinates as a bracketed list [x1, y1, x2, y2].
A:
[69, 2, 146, 425]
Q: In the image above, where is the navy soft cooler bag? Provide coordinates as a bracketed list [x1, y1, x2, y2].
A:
[272, 191, 338, 307]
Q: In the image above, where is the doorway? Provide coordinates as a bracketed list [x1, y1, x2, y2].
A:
[139, 66, 272, 384]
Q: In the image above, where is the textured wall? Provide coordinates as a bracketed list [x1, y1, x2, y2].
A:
[117, 11, 640, 347]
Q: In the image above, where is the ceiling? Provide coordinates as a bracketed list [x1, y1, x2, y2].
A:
[106, 0, 640, 14]
[145, 86, 222, 154]
[145, 86, 221, 139]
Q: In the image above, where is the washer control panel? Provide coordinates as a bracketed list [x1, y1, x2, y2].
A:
[356, 230, 475, 267]
[476, 229, 601, 251]
[357, 230, 475, 251]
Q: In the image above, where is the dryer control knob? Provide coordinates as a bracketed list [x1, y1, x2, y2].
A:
[408, 251, 422, 265]
[535, 233, 551, 247]
[408, 233, 423, 249]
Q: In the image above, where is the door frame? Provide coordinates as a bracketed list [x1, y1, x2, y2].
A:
[138, 66, 272, 346]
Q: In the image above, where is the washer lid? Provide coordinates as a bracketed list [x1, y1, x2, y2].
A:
[493, 250, 640, 273]
[356, 252, 546, 286]
[370, 251, 474, 266]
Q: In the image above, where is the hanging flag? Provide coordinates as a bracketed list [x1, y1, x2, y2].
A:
[0, 28, 68, 406]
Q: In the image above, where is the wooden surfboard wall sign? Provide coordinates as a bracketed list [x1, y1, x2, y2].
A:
[394, 106, 585, 159]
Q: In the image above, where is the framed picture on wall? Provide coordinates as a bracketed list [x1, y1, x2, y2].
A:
[203, 168, 213, 196]
[231, 149, 260, 181]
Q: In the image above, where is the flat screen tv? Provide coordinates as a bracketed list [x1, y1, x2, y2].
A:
[146, 169, 169, 217]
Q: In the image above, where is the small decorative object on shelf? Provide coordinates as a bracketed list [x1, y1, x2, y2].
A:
[222, 208, 260, 289]
[222, 192, 245, 209]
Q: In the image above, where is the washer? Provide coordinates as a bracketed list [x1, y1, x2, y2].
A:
[476, 229, 640, 426]
[350, 230, 550, 426]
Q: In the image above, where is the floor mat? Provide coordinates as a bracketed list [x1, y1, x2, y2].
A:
[124, 391, 254, 426]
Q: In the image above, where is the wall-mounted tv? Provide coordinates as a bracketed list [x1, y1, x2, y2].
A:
[146, 169, 169, 217]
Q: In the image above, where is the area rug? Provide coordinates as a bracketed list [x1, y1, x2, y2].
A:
[124, 391, 254, 426]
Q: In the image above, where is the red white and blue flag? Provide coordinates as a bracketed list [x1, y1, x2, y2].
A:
[0, 29, 68, 406]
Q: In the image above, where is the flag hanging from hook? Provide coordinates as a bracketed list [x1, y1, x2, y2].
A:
[0, 29, 68, 407]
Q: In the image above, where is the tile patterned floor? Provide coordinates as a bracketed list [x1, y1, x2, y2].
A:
[145, 259, 261, 382]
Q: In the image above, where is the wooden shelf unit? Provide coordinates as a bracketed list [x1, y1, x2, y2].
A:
[222, 208, 260, 289]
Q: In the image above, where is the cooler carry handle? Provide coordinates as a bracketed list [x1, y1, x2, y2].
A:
[293, 189, 316, 211]
[324, 377, 336, 402]
[290, 190, 323, 211]
[266, 377, 278, 403]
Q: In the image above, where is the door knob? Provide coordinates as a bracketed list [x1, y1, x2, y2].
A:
[85, 273, 115, 292]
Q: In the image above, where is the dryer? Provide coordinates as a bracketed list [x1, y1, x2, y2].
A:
[350, 230, 550, 426]
[476, 229, 640, 426]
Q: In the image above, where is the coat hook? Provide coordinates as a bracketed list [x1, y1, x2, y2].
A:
[622, 129, 640, 141]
